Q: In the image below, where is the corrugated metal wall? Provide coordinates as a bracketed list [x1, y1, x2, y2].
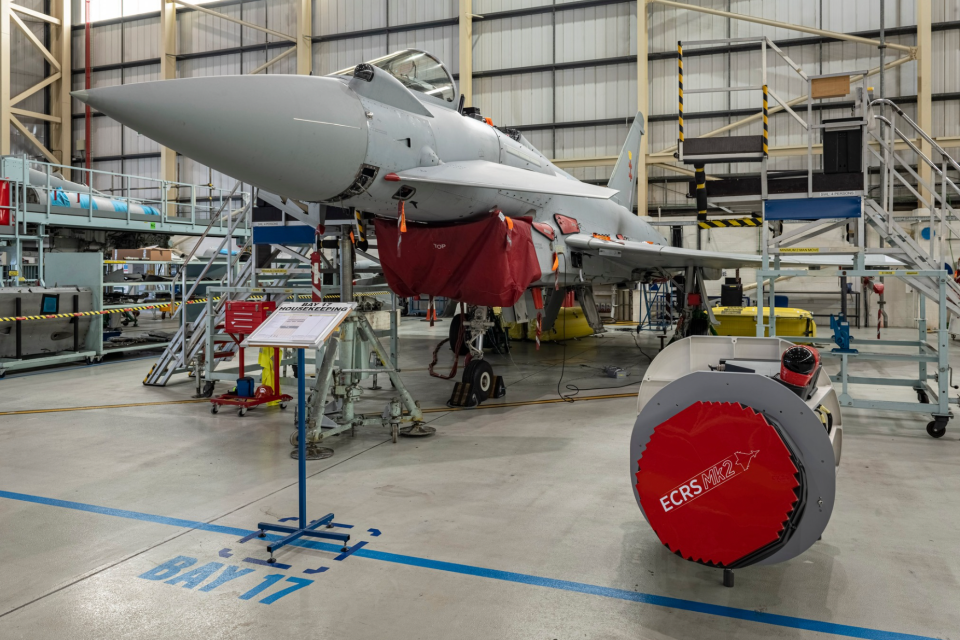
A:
[47, 0, 959, 209]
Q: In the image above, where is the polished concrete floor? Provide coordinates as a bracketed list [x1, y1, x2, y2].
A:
[0, 322, 957, 640]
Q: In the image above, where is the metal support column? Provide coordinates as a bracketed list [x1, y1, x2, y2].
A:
[637, 0, 648, 212]
[296, 0, 312, 76]
[916, 0, 933, 207]
[0, 0, 9, 156]
[160, 0, 178, 213]
[459, 0, 473, 108]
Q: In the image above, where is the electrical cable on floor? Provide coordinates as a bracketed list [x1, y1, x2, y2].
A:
[552, 265, 658, 401]
[560, 376, 642, 398]
[631, 333, 654, 362]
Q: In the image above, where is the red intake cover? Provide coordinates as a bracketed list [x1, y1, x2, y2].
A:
[635, 401, 800, 566]
[374, 215, 542, 308]
[553, 214, 580, 235]
[532, 222, 555, 240]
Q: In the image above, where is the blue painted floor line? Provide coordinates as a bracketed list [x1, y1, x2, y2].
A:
[0, 490, 936, 640]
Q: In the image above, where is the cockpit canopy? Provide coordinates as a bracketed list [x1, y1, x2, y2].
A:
[332, 49, 457, 104]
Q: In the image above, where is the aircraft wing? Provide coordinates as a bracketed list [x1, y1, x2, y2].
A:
[394, 161, 618, 200]
[564, 235, 902, 271]
[565, 235, 765, 271]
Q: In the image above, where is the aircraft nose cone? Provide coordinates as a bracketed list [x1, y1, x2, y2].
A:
[73, 76, 368, 202]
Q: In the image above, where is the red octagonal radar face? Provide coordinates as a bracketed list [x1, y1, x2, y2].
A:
[635, 401, 800, 567]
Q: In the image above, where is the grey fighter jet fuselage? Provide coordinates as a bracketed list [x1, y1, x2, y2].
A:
[73, 49, 667, 294]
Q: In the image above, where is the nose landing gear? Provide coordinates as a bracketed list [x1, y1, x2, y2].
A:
[444, 305, 507, 407]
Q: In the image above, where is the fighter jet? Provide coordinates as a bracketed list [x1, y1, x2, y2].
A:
[76, 50, 866, 578]
[70, 49, 847, 401]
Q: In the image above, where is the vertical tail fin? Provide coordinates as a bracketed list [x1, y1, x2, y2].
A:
[608, 112, 645, 211]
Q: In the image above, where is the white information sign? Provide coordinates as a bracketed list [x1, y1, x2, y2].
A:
[246, 302, 357, 349]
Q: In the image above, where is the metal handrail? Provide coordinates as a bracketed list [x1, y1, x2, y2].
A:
[170, 184, 245, 323]
[2, 156, 249, 230]
[871, 116, 960, 199]
[871, 98, 960, 176]
[867, 107, 960, 271]
[869, 116, 960, 220]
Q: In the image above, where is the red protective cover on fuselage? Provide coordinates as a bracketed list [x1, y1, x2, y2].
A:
[374, 215, 542, 308]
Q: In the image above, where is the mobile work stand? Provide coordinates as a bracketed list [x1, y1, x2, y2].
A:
[209, 343, 291, 416]
[298, 225, 432, 449]
[256, 347, 350, 563]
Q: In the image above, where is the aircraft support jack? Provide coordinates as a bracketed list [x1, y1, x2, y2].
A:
[293, 224, 433, 446]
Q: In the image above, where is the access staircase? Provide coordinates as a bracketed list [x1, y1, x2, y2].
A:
[676, 39, 958, 431]
[676, 37, 960, 319]
[143, 242, 313, 387]
[862, 98, 960, 316]
[142, 188, 314, 388]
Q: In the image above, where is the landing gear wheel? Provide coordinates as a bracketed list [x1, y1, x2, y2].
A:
[238, 406, 247, 417]
[210, 404, 219, 414]
[85, 356, 102, 365]
[391, 422, 399, 443]
[926, 418, 947, 438]
[463, 359, 494, 401]
[279, 402, 288, 410]
[448, 314, 470, 356]
[917, 389, 930, 404]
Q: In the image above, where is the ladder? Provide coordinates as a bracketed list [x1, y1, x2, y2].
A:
[144, 188, 330, 387]
[143, 244, 313, 386]
[863, 98, 960, 316]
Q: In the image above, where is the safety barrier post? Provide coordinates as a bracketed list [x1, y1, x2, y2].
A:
[73, 294, 79, 352]
[15, 297, 21, 359]
[677, 41, 684, 145]
[762, 84, 769, 156]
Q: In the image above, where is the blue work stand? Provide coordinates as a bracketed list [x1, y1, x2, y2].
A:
[255, 348, 350, 563]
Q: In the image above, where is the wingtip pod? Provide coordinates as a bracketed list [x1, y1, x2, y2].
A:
[68, 76, 369, 202]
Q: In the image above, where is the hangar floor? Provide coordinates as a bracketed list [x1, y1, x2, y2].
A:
[0, 322, 957, 640]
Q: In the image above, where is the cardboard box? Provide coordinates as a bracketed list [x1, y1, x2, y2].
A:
[811, 75, 850, 100]
[142, 248, 173, 261]
[112, 247, 173, 261]
[112, 249, 145, 260]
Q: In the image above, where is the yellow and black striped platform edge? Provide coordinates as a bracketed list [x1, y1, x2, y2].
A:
[677, 41, 684, 143]
[698, 217, 762, 229]
[695, 164, 707, 221]
[0, 292, 392, 324]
